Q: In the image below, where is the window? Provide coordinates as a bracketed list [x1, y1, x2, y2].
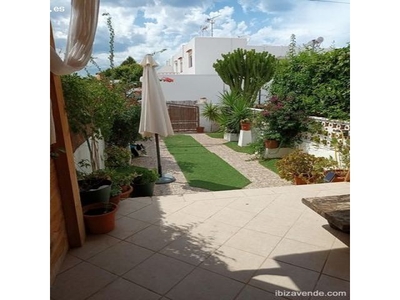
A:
[187, 49, 193, 68]
[178, 57, 183, 73]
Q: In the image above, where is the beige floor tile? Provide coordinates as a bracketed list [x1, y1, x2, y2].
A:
[200, 245, 266, 283]
[330, 233, 350, 249]
[211, 189, 248, 199]
[58, 254, 82, 273]
[191, 219, 242, 246]
[245, 212, 299, 237]
[157, 200, 192, 214]
[183, 192, 216, 201]
[236, 285, 282, 300]
[87, 278, 161, 300]
[158, 211, 206, 231]
[268, 185, 302, 194]
[242, 188, 278, 197]
[123, 253, 195, 294]
[311, 275, 350, 300]
[116, 198, 153, 216]
[126, 224, 182, 251]
[160, 235, 218, 266]
[68, 234, 121, 260]
[108, 216, 151, 240]
[209, 207, 258, 227]
[87, 241, 154, 275]
[224, 228, 282, 257]
[316, 189, 350, 197]
[51, 262, 117, 300]
[197, 197, 238, 207]
[250, 259, 320, 299]
[285, 213, 336, 249]
[322, 248, 350, 281]
[127, 204, 167, 223]
[153, 194, 186, 202]
[259, 199, 305, 219]
[269, 238, 330, 272]
[227, 195, 277, 213]
[166, 268, 244, 300]
[178, 201, 226, 219]
[296, 182, 338, 192]
[270, 192, 313, 211]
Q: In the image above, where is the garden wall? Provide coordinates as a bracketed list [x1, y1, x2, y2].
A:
[298, 117, 350, 168]
[73, 138, 106, 173]
[259, 116, 350, 166]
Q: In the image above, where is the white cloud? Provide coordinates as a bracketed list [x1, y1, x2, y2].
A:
[50, 0, 349, 74]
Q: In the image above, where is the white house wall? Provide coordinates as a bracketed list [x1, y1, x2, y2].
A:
[74, 137, 105, 174]
[160, 74, 227, 103]
[166, 37, 289, 76]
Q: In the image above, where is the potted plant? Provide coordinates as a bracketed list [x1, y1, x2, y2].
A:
[263, 129, 281, 149]
[82, 202, 118, 234]
[326, 132, 350, 182]
[109, 185, 122, 205]
[240, 118, 252, 131]
[112, 171, 137, 199]
[218, 91, 253, 134]
[201, 102, 220, 132]
[276, 149, 336, 185]
[261, 95, 310, 147]
[77, 166, 113, 206]
[130, 166, 159, 197]
[104, 145, 132, 168]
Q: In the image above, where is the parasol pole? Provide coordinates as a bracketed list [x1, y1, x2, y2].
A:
[154, 133, 176, 184]
[155, 134, 162, 177]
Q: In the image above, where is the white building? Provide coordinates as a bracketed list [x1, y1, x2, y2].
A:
[157, 36, 289, 104]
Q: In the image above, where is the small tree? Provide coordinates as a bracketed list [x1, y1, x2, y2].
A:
[62, 74, 125, 171]
[213, 49, 277, 105]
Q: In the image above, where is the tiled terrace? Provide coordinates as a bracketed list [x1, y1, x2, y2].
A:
[51, 182, 350, 300]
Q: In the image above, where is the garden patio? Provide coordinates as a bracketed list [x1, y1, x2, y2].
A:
[50, 6, 350, 298]
[51, 181, 350, 300]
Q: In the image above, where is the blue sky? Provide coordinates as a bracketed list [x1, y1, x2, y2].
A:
[50, 0, 350, 75]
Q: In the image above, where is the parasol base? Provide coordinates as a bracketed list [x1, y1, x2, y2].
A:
[156, 173, 176, 184]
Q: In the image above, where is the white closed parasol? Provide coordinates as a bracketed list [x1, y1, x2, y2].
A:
[139, 54, 175, 184]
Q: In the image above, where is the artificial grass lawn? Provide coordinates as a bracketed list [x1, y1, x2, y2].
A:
[224, 142, 255, 154]
[259, 158, 280, 174]
[164, 135, 250, 191]
[206, 132, 224, 139]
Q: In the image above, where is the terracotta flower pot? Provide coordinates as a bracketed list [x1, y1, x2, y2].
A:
[109, 194, 121, 205]
[119, 185, 133, 200]
[196, 126, 205, 133]
[240, 122, 251, 131]
[264, 140, 279, 149]
[293, 175, 316, 185]
[83, 203, 118, 234]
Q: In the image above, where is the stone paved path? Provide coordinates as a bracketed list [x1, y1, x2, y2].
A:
[131, 133, 291, 196]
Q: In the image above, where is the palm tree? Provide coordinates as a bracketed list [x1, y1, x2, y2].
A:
[201, 102, 220, 132]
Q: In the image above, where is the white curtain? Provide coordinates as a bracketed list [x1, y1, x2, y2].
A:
[50, 0, 100, 144]
[50, 0, 100, 75]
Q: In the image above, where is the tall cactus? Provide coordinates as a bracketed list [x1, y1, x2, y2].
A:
[213, 49, 277, 105]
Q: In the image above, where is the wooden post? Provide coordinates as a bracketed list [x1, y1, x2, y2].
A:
[344, 168, 350, 182]
[50, 24, 85, 247]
